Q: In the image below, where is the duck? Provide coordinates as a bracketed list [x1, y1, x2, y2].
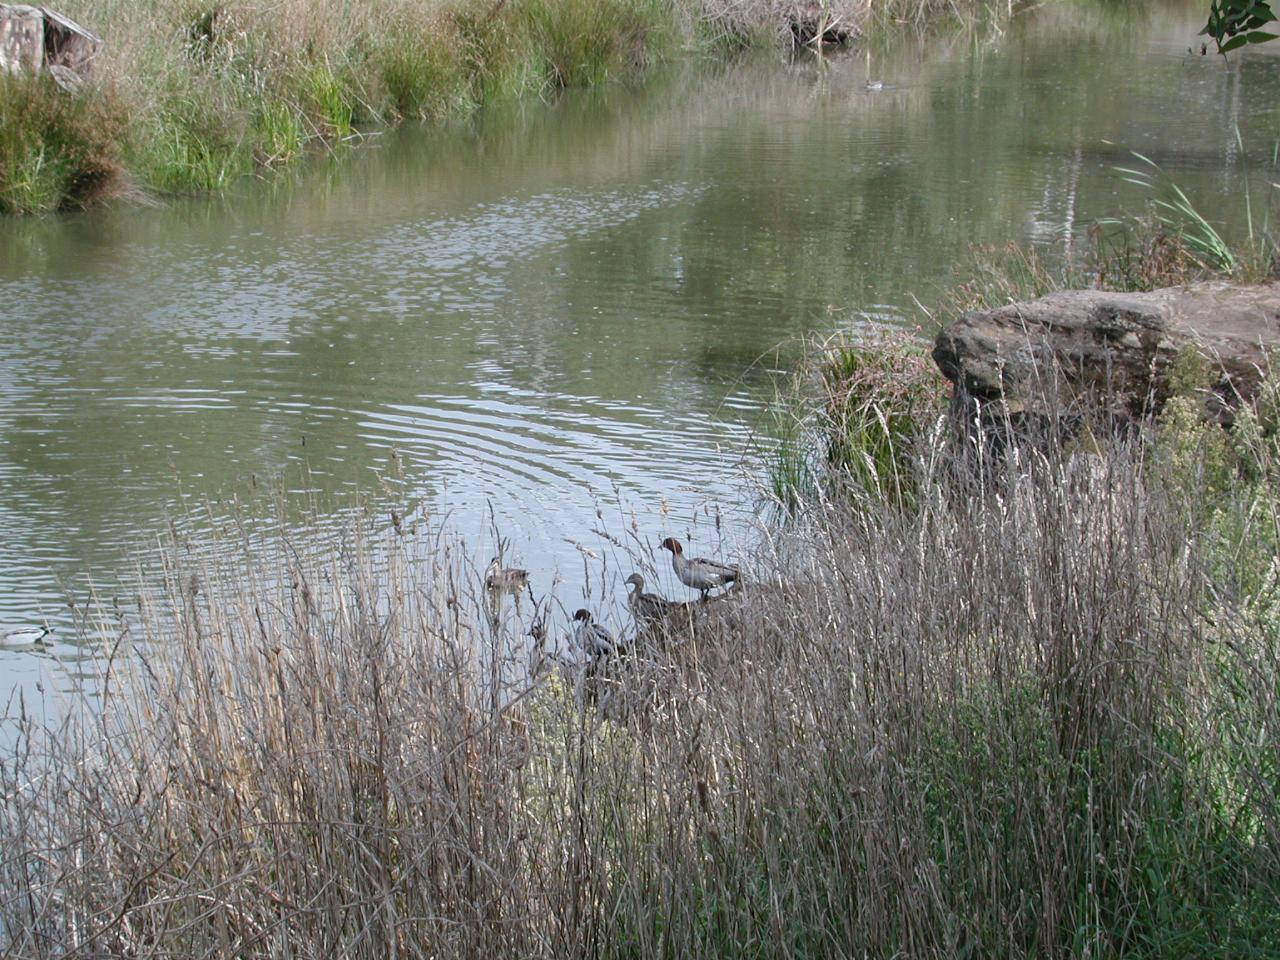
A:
[624, 573, 674, 624]
[1, 626, 50, 648]
[572, 608, 622, 659]
[485, 557, 529, 595]
[865, 79, 883, 91]
[660, 538, 739, 601]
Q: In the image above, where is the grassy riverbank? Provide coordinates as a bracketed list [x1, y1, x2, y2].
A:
[1, 0, 677, 213]
[0, 0, 992, 215]
[3, 355, 1278, 957]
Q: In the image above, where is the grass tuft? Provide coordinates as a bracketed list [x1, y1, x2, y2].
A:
[817, 331, 949, 509]
[0, 74, 127, 214]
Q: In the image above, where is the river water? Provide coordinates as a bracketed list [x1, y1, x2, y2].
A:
[1, 0, 1277, 706]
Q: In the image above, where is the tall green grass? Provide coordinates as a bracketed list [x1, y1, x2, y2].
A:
[1102, 145, 1280, 285]
[521, 0, 673, 87]
[0, 0, 997, 213]
[766, 331, 949, 514]
[0, 74, 127, 213]
[3, 0, 679, 211]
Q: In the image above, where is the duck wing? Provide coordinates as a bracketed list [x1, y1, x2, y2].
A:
[690, 556, 739, 583]
[632, 591, 673, 622]
[590, 623, 622, 657]
[2, 626, 50, 646]
[486, 567, 528, 590]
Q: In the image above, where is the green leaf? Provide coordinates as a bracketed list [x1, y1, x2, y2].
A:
[1246, 29, 1278, 41]
[1221, 34, 1250, 51]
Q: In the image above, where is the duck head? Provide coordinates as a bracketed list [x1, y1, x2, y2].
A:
[624, 573, 644, 590]
[572, 608, 593, 623]
[659, 537, 683, 556]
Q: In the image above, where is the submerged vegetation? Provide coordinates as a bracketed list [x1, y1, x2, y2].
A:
[0, 0, 1004, 214]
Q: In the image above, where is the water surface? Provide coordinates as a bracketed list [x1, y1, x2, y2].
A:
[2, 0, 1278, 704]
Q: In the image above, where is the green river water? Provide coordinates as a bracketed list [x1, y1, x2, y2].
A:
[2, 0, 1278, 706]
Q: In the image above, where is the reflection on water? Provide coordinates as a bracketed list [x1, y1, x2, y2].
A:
[1, 0, 1278, 708]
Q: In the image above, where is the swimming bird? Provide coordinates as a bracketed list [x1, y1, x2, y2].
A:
[624, 573, 674, 624]
[1, 626, 50, 648]
[573, 609, 622, 659]
[485, 557, 529, 594]
[660, 538, 739, 601]
[865, 79, 883, 91]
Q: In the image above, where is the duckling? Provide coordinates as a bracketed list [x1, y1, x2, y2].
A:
[659, 538, 739, 601]
[1, 626, 50, 648]
[485, 557, 529, 594]
[572, 609, 622, 659]
[624, 573, 674, 624]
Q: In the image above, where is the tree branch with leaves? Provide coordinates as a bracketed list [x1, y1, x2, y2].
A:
[1202, 0, 1278, 53]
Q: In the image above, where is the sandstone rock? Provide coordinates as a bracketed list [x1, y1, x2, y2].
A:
[0, 5, 101, 85]
[0, 5, 42, 74]
[933, 283, 1280, 426]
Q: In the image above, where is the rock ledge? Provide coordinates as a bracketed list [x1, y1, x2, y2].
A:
[933, 283, 1280, 424]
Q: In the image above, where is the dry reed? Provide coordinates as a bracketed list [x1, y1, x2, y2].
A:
[3, 371, 1279, 956]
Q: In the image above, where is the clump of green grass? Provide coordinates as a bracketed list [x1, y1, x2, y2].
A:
[373, 14, 472, 121]
[251, 99, 308, 167]
[520, 0, 673, 87]
[128, 82, 252, 194]
[1100, 147, 1280, 285]
[818, 331, 949, 508]
[452, 0, 537, 103]
[763, 329, 948, 515]
[0, 74, 127, 213]
[761, 385, 821, 514]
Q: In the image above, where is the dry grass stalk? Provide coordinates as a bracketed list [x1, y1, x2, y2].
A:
[4, 384, 1279, 956]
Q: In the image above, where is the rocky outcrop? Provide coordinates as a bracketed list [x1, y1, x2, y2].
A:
[0, 5, 101, 89]
[933, 283, 1280, 427]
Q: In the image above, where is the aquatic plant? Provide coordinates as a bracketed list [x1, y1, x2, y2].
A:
[1202, 0, 1279, 53]
[1104, 145, 1279, 284]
